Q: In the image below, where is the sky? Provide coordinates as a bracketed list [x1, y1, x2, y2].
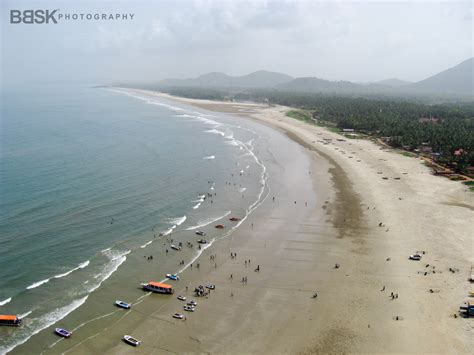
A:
[1, 0, 472, 86]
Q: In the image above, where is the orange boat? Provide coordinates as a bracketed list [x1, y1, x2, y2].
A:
[141, 281, 174, 294]
[0, 315, 22, 327]
[215, 224, 224, 229]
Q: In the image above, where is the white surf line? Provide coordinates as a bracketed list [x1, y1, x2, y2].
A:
[185, 211, 231, 230]
[18, 310, 32, 319]
[53, 260, 90, 279]
[26, 278, 50, 290]
[0, 297, 12, 306]
[140, 240, 153, 248]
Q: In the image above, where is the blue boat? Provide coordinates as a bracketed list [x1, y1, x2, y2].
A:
[166, 273, 180, 281]
[55, 328, 72, 338]
[115, 300, 131, 309]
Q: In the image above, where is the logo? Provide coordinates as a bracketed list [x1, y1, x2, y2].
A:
[9, 9, 135, 24]
[10, 10, 59, 24]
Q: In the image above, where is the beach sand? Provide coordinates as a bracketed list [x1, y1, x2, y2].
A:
[54, 89, 472, 354]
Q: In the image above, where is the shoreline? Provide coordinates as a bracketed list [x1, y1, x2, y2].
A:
[124, 89, 473, 353]
[18, 87, 472, 354]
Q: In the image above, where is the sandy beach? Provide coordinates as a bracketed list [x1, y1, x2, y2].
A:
[49, 89, 472, 354]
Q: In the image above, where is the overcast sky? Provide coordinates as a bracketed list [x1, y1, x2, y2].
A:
[1, 0, 472, 85]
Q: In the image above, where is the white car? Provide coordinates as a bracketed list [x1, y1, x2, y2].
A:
[173, 313, 184, 319]
[409, 254, 422, 261]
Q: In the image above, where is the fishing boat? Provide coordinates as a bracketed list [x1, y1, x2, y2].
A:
[115, 300, 131, 309]
[166, 273, 180, 281]
[197, 239, 208, 244]
[0, 315, 22, 327]
[55, 328, 72, 338]
[215, 224, 224, 229]
[229, 217, 241, 222]
[142, 281, 174, 294]
[173, 313, 184, 319]
[177, 295, 186, 301]
[123, 335, 141, 346]
[170, 244, 181, 251]
[195, 231, 206, 236]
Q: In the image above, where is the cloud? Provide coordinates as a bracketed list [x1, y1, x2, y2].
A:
[2, 0, 472, 84]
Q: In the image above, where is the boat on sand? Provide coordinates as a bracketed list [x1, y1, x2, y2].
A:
[142, 281, 174, 294]
[123, 335, 141, 346]
[409, 254, 422, 261]
[55, 328, 72, 338]
[115, 300, 131, 309]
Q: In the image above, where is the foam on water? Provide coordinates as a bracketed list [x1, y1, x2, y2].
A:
[26, 278, 50, 290]
[140, 241, 152, 249]
[18, 310, 32, 319]
[169, 216, 187, 226]
[205, 129, 225, 136]
[53, 260, 90, 279]
[86, 249, 130, 294]
[0, 297, 12, 307]
[203, 155, 215, 160]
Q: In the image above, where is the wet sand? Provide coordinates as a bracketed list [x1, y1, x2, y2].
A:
[58, 89, 472, 354]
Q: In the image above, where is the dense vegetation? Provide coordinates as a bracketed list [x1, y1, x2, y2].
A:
[134, 86, 474, 175]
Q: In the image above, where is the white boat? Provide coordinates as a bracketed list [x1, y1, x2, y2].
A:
[123, 335, 141, 346]
[115, 300, 131, 309]
[409, 254, 422, 261]
[177, 295, 186, 301]
[183, 305, 195, 312]
[170, 245, 181, 251]
[173, 313, 184, 319]
[166, 273, 180, 281]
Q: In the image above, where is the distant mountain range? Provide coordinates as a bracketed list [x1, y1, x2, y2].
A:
[159, 70, 293, 88]
[153, 58, 473, 97]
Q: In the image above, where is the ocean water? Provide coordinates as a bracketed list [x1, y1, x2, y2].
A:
[0, 85, 268, 353]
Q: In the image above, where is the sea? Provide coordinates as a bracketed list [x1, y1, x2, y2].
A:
[0, 84, 269, 353]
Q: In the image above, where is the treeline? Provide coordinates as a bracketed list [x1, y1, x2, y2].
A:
[152, 86, 474, 174]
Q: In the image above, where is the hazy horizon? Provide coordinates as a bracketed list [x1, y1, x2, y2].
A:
[1, 0, 472, 86]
